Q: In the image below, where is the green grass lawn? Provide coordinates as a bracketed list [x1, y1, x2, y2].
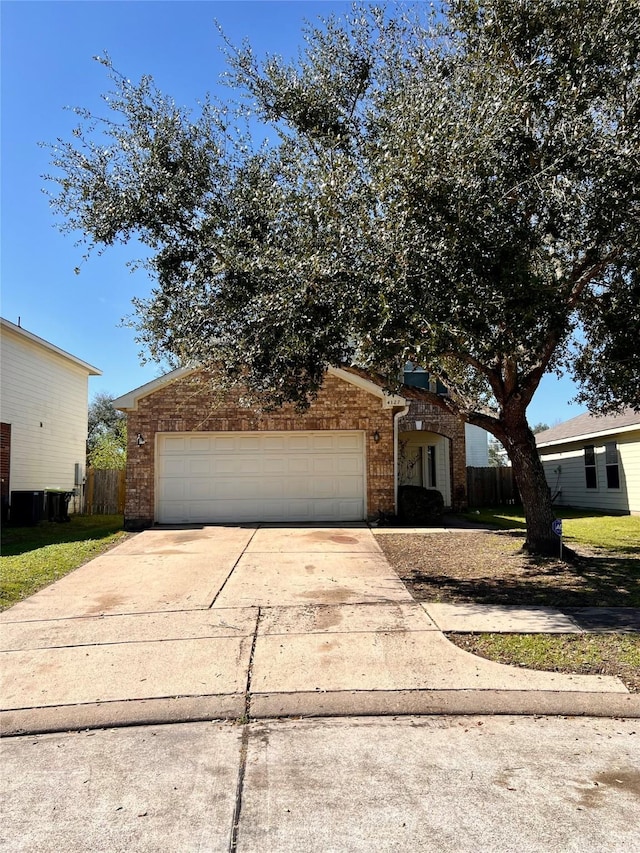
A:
[448, 632, 640, 692]
[1, 515, 126, 610]
[463, 506, 640, 553]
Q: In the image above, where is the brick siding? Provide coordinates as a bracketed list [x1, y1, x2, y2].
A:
[124, 371, 404, 528]
[399, 402, 468, 509]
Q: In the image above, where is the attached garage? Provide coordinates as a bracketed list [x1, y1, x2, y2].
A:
[156, 430, 366, 523]
[115, 366, 409, 530]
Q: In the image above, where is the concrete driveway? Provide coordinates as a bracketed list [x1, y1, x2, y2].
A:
[1, 525, 636, 735]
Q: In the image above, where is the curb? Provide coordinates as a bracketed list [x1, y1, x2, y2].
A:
[3, 689, 638, 737]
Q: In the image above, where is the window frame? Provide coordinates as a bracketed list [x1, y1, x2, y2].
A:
[604, 441, 620, 490]
[584, 444, 597, 490]
[425, 445, 437, 489]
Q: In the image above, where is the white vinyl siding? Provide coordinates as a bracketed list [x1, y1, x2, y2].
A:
[0, 326, 92, 494]
[156, 431, 366, 523]
[465, 424, 489, 467]
[539, 429, 640, 514]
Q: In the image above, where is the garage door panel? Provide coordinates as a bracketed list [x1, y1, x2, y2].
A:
[287, 457, 312, 474]
[214, 456, 254, 475]
[156, 431, 366, 523]
[234, 435, 263, 452]
[210, 436, 237, 452]
[261, 435, 287, 451]
[160, 457, 187, 477]
[338, 477, 364, 497]
[336, 434, 363, 451]
[188, 437, 214, 453]
[262, 457, 288, 475]
[285, 435, 313, 451]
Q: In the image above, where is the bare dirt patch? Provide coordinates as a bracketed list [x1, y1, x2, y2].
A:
[377, 530, 640, 608]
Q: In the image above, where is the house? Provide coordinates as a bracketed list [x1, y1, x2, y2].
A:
[0, 318, 102, 521]
[113, 365, 468, 529]
[399, 365, 488, 503]
[464, 424, 490, 467]
[535, 409, 640, 515]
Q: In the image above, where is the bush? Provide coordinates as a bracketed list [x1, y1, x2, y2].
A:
[398, 485, 445, 524]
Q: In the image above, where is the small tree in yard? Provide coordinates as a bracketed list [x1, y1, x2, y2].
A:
[45, 1, 639, 555]
[87, 392, 127, 469]
[488, 438, 509, 468]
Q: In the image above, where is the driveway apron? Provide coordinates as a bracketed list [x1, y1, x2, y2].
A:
[1, 525, 636, 735]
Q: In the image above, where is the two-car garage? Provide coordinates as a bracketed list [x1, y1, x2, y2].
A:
[156, 431, 366, 524]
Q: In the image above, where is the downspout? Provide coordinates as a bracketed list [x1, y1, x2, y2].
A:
[393, 403, 410, 515]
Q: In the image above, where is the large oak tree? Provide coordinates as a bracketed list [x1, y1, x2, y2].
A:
[46, 1, 639, 554]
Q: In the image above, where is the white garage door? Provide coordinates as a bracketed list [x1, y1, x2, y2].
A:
[156, 431, 366, 523]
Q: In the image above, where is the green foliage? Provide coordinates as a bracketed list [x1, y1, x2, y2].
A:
[44, 1, 640, 550]
[574, 278, 640, 413]
[488, 437, 509, 467]
[87, 392, 126, 469]
[398, 485, 445, 523]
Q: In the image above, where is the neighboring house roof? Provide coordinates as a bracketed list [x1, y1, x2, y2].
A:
[0, 317, 102, 375]
[113, 365, 407, 411]
[535, 408, 640, 449]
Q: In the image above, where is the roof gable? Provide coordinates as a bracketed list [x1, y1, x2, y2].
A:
[113, 365, 407, 411]
[1, 317, 101, 376]
[536, 408, 640, 447]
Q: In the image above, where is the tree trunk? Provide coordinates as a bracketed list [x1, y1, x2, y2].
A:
[501, 408, 561, 557]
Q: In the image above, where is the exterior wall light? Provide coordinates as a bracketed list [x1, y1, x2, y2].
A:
[136, 433, 146, 446]
[372, 430, 381, 443]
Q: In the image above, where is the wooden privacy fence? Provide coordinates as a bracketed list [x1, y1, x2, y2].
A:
[85, 469, 126, 515]
[466, 466, 518, 507]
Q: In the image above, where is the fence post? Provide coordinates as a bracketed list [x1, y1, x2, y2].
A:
[86, 469, 95, 515]
[118, 469, 126, 514]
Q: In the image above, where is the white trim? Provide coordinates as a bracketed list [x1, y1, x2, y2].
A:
[393, 404, 410, 513]
[328, 367, 406, 408]
[0, 317, 101, 376]
[537, 422, 640, 448]
[115, 364, 408, 411]
[113, 367, 197, 410]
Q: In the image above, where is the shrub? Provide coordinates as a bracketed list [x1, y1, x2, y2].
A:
[398, 485, 444, 524]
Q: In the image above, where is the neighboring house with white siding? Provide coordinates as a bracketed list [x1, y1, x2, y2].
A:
[464, 423, 490, 467]
[535, 409, 640, 515]
[0, 318, 101, 519]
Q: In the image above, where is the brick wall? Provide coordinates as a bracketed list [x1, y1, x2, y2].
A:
[399, 402, 468, 509]
[124, 371, 399, 528]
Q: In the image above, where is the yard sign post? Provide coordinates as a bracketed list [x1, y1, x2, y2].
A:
[552, 519, 563, 560]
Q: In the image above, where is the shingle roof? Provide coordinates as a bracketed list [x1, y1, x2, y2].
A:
[535, 408, 640, 447]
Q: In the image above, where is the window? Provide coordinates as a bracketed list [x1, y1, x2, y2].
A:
[426, 445, 437, 488]
[605, 442, 620, 489]
[584, 445, 597, 489]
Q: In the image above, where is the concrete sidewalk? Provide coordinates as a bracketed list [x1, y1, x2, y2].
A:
[423, 602, 640, 633]
[1, 525, 638, 736]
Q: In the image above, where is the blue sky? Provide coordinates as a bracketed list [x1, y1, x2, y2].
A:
[2, 0, 586, 427]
